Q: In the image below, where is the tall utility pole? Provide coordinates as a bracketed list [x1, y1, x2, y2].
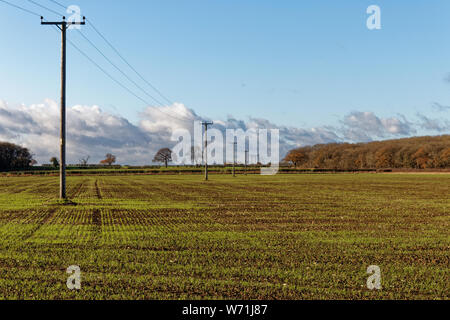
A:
[202, 121, 213, 181]
[41, 16, 86, 199]
[232, 141, 237, 177]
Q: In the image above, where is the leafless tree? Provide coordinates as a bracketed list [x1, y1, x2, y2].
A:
[79, 156, 90, 166]
[153, 148, 172, 168]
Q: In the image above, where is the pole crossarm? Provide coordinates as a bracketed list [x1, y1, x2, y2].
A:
[41, 16, 86, 25]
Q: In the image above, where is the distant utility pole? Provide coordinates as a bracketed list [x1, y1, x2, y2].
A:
[41, 16, 86, 199]
[245, 149, 248, 175]
[257, 133, 260, 165]
[232, 141, 237, 177]
[202, 121, 213, 180]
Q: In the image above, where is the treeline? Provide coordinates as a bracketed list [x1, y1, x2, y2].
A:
[284, 135, 450, 169]
[0, 142, 34, 171]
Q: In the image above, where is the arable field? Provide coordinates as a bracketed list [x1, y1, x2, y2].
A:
[0, 174, 448, 300]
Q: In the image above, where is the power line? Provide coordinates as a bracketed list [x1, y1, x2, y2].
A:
[87, 18, 175, 106]
[75, 29, 167, 108]
[68, 34, 195, 123]
[47, 0, 66, 10]
[75, 28, 196, 123]
[81, 20, 195, 123]
[45, 19, 153, 109]
[38, 1, 168, 108]
[67, 37, 155, 109]
[0, 0, 41, 17]
[6, 0, 197, 124]
[20, 2, 157, 113]
[61, 29, 195, 122]
[26, 0, 62, 17]
[41, 1, 194, 122]
[47, 0, 175, 106]
[1, 0, 202, 180]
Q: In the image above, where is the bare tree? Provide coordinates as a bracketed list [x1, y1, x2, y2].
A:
[79, 156, 90, 166]
[153, 148, 172, 168]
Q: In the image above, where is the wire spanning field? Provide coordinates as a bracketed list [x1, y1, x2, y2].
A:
[0, 174, 448, 299]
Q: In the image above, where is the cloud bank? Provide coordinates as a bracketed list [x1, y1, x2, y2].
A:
[0, 99, 448, 165]
[341, 111, 416, 142]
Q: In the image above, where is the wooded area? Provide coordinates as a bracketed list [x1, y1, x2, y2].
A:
[284, 135, 450, 169]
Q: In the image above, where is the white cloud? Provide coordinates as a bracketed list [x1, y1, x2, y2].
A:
[0, 99, 446, 165]
[431, 102, 450, 112]
[417, 113, 450, 132]
[0, 99, 152, 165]
[341, 111, 416, 142]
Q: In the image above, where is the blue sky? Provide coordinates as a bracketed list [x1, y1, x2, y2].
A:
[1, 0, 449, 126]
[0, 1, 449, 164]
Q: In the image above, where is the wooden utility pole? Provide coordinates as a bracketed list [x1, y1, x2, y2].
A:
[41, 16, 85, 199]
[202, 121, 213, 181]
[245, 149, 248, 175]
[257, 133, 261, 171]
[232, 141, 237, 177]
